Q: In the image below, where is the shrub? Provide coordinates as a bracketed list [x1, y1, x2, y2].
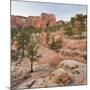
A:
[64, 22, 73, 36]
[48, 35, 62, 53]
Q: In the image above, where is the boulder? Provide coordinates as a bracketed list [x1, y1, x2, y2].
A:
[49, 68, 72, 85]
[38, 47, 61, 69]
[57, 60, 87, 85]
[31, 68, 72, 88]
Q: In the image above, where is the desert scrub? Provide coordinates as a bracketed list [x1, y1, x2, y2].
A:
[48, 35, 62, 53]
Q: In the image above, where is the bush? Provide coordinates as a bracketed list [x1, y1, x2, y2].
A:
[77, 22, 85, 38]
[48, 35, 62, 52]
[64, 22, 73, 36]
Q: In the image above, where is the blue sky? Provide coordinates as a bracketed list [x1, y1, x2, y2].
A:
[11, 0, 87, 21]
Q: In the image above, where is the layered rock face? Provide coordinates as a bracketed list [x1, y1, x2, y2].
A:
[11, 15, 26, 29]
[11, 13, 57, 29]
[38, 13, 57, 28]
[24, 16, 40, 28]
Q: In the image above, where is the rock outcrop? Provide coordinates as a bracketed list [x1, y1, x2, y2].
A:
[23, 16, 40, 28]
[47, 60, 86, 86]
[38, 13, 57, 28]
[11, 13, 57, 29]
[57, 60, 87, 85]
[38, 46, 61, 69]
[30, 60, 86, 88]
[11, 15, 26, 29]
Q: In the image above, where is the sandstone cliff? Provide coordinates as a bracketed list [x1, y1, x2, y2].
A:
[11, 13, 57, 29]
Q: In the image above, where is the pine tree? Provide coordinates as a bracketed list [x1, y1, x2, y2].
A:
[26, 37, 40, 72]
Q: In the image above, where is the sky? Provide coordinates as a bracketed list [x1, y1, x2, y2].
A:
[11, 0, 87, 21]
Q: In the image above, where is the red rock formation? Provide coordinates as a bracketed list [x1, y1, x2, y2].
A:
[11, 13, 57, 29]
[11, 15, 26, 29]
[24, 16, 40, 28]
[39, 13, 57, 28]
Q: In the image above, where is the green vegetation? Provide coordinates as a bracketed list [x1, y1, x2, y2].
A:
[26, 38, 40, 72]
[11, 14, 87, 72]
[76, 14, 84, 22]
[16, 29, 30, 59]
[48, 35, 62, 53]
[11, 28, 18, 45]
[44, 25, 58, 33]
[77, 22, 85, 38]
[76, 14, 86, 38]
[11, 28, 41, 72]
[64, 22, 73, 36]
[64, 14, 86, 39]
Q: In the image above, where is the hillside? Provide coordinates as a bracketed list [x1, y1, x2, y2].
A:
[11, 13, 87, 90]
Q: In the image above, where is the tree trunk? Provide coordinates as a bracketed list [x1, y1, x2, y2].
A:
[31, 60, 33, 72]
[22, 44, 24, 58]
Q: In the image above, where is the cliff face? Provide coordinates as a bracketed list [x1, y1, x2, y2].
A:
[23, 16, 40, 28]
[11, 15, 26, 29]
[11, 13, 57, 29]
[38, 13, 57, 28]
[11, 13, 86, 30]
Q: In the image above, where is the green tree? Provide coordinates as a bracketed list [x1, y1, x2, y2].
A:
[71, 17, 75, 27]
[27, 38, 40, 72]
[11, 28, 18, 45]
[77, 22, 85, 38]
[76, 14, 84, 22]
[16, 29, 30, 59]
[64, 22, 73, 36]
